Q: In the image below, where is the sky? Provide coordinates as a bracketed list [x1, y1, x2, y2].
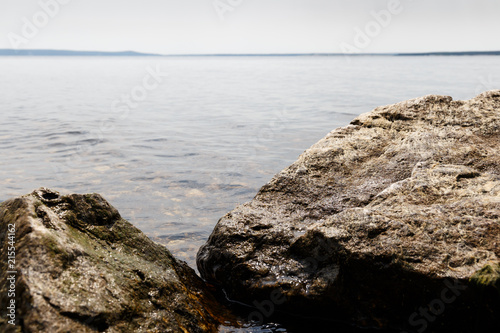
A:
[1, 0, 499, 54]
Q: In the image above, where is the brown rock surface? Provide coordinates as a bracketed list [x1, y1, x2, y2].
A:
[0, 188, 237, 333]
[197, 91, 500, 332]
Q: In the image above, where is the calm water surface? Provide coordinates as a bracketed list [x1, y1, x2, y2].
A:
[1, 56, 499, 275]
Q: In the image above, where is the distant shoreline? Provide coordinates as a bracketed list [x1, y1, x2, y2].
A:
[0, 49, 161, 57]
[1, 49, 500, 57]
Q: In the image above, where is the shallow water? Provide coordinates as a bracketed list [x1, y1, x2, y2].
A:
[1, 55, 499, 272]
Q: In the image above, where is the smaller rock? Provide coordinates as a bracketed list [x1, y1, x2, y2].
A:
[0, 188, 238, 333]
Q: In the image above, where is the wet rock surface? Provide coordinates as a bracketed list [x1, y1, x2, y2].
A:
[0, 188, 237, 333]
[197, 91, 500, 332]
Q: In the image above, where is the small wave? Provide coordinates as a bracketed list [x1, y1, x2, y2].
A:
[156, 231, 207, 241]
[131, 144, 154, 149]
[64, 130, 87, 135]
[172, 180, 206, 189]
[130, 176, 158, 181]
[143, 138, 169, 142]
[46, 142, 67, 148]
[40, 130, 88, 138]
[154, 154, 178, 158]
[75, 138, 106, 145]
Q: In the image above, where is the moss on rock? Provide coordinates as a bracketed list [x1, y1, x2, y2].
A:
[0, 188, 239, 333]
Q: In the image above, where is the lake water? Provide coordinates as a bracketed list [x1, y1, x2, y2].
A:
[1, 55, 499, 272]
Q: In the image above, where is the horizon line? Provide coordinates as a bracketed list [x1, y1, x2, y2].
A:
[1, 49, 500, 57]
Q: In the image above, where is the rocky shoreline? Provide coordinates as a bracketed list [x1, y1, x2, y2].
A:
[2, 91, 499, 332]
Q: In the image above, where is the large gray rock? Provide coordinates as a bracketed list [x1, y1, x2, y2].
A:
[197, 91, 500, 332]
[0, 188, 237, 333]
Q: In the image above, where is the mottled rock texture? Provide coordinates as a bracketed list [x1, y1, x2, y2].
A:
[0, 188, 236, 333]
[198, 91, 500, 332]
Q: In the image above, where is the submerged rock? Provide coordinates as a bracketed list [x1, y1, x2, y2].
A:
[197, 91, 500, 332]
[0, 188, 237, 333]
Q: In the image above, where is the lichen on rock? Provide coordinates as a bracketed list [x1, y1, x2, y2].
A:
[197, 91, 500, 332]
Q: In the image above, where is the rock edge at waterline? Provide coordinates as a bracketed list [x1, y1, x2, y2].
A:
[197, 91, 500, 332]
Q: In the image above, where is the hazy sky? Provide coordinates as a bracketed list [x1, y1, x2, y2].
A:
[1, 0, 499, 54]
